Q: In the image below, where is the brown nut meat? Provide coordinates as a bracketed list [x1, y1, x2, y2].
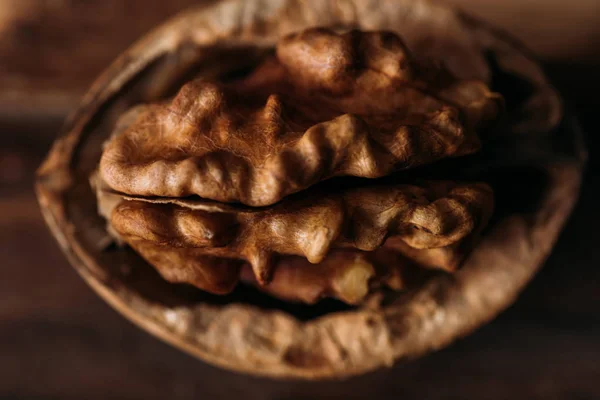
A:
[99, 28, 502, 206]
[110, 215, 475, 304]
[93, 174, 480, 304]
[109, 181, 493, 286]
[240, 252, 380, 305]
[239, 250, 433, 305]
[119, 239, 430, 305]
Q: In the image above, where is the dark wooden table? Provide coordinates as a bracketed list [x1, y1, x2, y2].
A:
[1, 3, 599, 399]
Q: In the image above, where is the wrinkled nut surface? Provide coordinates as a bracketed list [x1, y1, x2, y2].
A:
[238, 250, 431, 305]
[97, 27, 500, 305]
[99, 28, 502, 207]
[109, 181, 493, 292]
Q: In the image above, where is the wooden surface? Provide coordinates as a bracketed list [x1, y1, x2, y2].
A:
[0, 0, 207, 120]
[2, 1, 600, 398]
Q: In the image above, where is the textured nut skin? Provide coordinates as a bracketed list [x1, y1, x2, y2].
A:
[239, 253, 380, 305]
[99, 27, 498, 300]
[99, 28, 502, 206]
[110, 181, 493, 288]
[35, 0, 581, 380]
[93, 174, 483, 303]
[238, 250, 430, 305]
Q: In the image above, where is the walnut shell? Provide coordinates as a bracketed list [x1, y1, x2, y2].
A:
[36, 0, 583, 379]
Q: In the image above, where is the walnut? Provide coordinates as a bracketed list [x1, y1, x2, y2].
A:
[94, 171, 488, 303]
[96, 26, 499, 306]
[99, 28, 502, 206]
[109, 181, 492, 286]
[36, 0, 581, 380]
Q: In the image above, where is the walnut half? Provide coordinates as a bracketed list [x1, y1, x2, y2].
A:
[99, 28, 502, 206]
[95, 27, 499, 305]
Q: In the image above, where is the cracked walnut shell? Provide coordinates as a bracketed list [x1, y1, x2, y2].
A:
[36, 0, 583, 380]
